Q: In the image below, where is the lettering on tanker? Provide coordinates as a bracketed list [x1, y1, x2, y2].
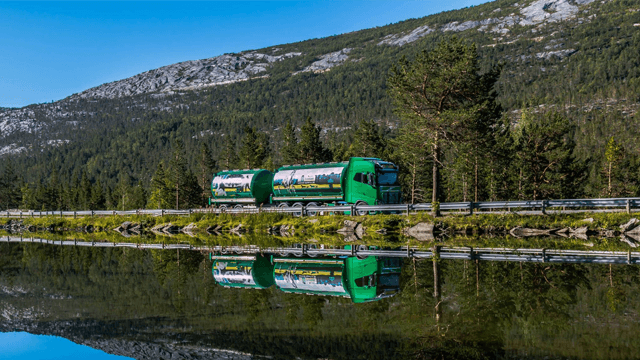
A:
[212, 173, 254, 196]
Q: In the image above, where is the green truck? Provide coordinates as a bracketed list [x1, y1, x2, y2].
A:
[209, 157, 401, 209]
[211, 253, 402, 303]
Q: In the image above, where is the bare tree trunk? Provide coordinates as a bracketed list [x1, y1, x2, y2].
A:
[608, 162, 612, 197]
[475, 155, 479, 202]
[433, 247, 442, 326]
[432, 137, 440, 207]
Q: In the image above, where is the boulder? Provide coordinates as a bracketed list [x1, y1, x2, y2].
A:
[620, 218, 639, 233]
[337, 220, 360, 234]
[403, 222, 435, 241]
[570, 226, 589, 235]
[509, 227, 554, 237]
[355, 223, 366, 238]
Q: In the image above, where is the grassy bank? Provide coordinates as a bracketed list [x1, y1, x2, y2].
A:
[11, 211, 640, 235]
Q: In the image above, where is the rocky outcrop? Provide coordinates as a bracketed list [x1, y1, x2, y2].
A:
[73, 51, 301, 100]
[295, 48, 352, 74]
[403, 222, 435, 241]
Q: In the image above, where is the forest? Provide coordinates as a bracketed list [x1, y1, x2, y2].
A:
[1, 0, 640, 211]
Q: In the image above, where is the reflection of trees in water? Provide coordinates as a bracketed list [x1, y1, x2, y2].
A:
[4, 242, 640, 359]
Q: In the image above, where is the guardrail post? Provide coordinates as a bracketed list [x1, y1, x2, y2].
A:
[626, 199, 631, 214]
[302, 205, 307, 217]
[469, 202, 474, 216]
[350, 204, 355, 217]
[541, 200, 547, 215]
[161, 209, 164, 217]
[74, 211, 77, 219]
[406, 204, 410, 216]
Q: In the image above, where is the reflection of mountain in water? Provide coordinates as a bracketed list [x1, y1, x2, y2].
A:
[2, 241, 640, 359]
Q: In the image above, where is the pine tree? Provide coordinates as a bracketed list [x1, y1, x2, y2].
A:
[513, 111, 583, 200]
[198, 143, 216, 203]
[298, 117, 331, 163]
[347, 119, 386, 158]
[239, 126, 268, 168]
[0, 159, 21, 209]
[168, 140, 189, 209]
[148, 162, 172, 209]
[220, 135, 238, 170]
[282, 119, 299, 165]
[388, 37, 501, 204]
[603, 136, 623, 197]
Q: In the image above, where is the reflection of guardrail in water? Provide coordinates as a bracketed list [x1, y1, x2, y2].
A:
[2, 236, 638, 265]
[3, 197, 640, 218]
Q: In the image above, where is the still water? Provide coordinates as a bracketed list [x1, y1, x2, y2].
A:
[1, 239, 639, 359]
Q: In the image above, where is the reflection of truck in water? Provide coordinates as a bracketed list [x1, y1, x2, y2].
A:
[210, 252, 401, 303]
[209, 157, 402, 210]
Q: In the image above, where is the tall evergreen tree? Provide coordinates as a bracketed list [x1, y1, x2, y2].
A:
[282, 119, 299, 165]
[298, 117, 331, 163]
[0, 159, 21, 209]
[168, 140, 189, 209]
[198, 143, 216, 202]
[388, 37, 501, 204]
[220, 135, 238, 170]
[239, 126, 268, 169]
[513, 111, 583, 200]
[148, 162, 172, 209]
[347, 119, 386, 158]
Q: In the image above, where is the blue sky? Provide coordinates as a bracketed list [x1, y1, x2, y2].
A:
[0, 1, 488, 108]
[0, 332, 132, 360]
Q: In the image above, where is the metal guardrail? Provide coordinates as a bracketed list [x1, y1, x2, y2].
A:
[2, 197, 640, 218]
[1, 236, 638, 265]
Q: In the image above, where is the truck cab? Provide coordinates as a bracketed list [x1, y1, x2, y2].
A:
[345, 158, 401, 206]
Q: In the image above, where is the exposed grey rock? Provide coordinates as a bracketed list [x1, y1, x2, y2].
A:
[535, 49, 577, 60]
[403, 222, 435, 241]
[337, 220, 360, 234]
[510, 226, 555, 237]
[378, 25, 434, 46]
[620, 235, 638, 248]
[230, 224, 244, 234]
[355, 223, 365, 238]
[581, 218, 595, 223]
[571, 226, 589, 234]
[181, 223, 198, 236]
[620, 218, 639, 232]
[73, 51, 301, 100]
[295, 48, 352, 74]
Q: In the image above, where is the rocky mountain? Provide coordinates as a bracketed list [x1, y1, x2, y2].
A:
[0, 0, 638, 186]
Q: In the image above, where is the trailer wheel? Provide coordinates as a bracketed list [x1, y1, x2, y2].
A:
[292, 202, 304, 217]
[307, 202, 319, 216]
[355, 201, 369, 216]
[356, 245, 369, 260]
[218, 205, 228, 213]
[277, 203, 289, 214]
[233, 204, 243, 213]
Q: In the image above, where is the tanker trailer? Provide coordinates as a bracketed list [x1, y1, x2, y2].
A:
[210, 254, 275, 289]
[209, 169, 273, 209]
[272, 255, 401, 303]
[272, 157, 401, 213]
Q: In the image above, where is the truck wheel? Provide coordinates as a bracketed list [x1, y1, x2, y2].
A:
[292, 202, 304, 217]
[356, 244, 369, 260]
[307, 202, 319, 216]
[277, 203, 289, 214]
[355, 201, 369, 216]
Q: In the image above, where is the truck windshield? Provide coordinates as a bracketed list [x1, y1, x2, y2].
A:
[377, 171, 398, 186]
